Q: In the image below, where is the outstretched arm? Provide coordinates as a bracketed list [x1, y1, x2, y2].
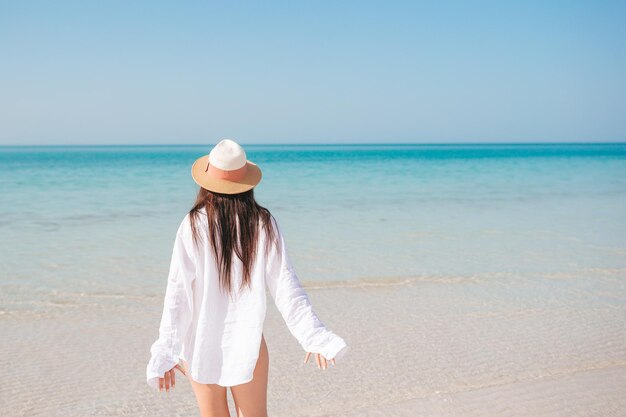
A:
[265, 216, 348, 364]
[146, 215, 196, 391]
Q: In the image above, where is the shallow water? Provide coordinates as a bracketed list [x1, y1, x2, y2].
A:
[1, 143, 625, 306]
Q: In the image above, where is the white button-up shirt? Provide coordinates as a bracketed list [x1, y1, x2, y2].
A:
[146, 208, 348, 389]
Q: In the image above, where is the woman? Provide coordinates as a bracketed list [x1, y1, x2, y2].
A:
[146, 139, 348, 417]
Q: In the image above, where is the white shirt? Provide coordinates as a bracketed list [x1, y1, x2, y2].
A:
[146, 208, 348, 390]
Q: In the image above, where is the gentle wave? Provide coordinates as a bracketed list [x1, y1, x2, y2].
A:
[2, 267, 625, 316]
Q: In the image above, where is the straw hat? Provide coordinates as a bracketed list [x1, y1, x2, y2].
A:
[191, 139, 262, 194]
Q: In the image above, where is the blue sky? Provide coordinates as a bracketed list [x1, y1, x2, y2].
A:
[1, 1, 625, 145]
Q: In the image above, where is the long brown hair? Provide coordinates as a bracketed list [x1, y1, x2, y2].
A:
[188, 187, 278, 297]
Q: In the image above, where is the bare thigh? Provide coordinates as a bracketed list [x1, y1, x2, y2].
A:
[182, 359, 230, 417]
[230, 333, 269, 417]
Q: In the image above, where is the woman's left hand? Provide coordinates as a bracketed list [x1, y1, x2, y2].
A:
[159, 363, 187, 392]
[304, 352, 335, 370]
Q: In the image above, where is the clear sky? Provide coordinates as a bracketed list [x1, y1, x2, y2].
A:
[1, 1, 625, 145]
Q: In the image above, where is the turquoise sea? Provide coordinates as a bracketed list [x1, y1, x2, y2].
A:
[1, 143, 625, 309]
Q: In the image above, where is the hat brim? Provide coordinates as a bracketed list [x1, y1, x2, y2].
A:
[191, 154, 262, 195]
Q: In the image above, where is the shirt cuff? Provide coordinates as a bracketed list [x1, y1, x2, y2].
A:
[146, 355, 179, 391]
[318, 335, 348, 363]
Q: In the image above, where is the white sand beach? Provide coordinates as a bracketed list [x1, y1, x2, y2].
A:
[2, 267, 625, 417]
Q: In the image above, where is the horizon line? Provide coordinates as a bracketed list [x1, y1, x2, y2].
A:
[1, 140, 625, 148]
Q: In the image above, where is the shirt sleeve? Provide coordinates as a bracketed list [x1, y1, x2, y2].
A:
[146, 215, 196, 390]
[265, 216, 349, 363]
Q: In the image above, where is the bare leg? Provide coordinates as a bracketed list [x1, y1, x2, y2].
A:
[182, 359, 231, 417]
[230, 333, 269, 417]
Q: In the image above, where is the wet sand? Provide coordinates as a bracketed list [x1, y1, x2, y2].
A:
[1, 268, 626, 416]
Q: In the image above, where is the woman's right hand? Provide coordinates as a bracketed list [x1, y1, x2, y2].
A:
[304, 352, 335, 370]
